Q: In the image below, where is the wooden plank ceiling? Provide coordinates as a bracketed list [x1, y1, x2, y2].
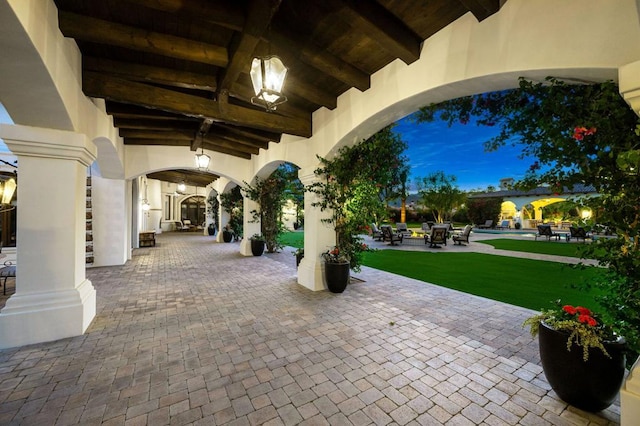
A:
[53, 0, 501, 186]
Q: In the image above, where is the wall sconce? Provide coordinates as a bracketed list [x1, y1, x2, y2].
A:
[177, 182, 186, 193]
[142, 177, 150, 211]
[250, 56, 288, 111]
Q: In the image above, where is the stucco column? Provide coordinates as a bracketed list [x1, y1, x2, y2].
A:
[297, 168, 336, 291]
[217, 196, 229, 243]
[240, 197, 260, 256]
[619, 59, 640, 426]
[147, 178, 162, 234]
[0, 124, 97, 349]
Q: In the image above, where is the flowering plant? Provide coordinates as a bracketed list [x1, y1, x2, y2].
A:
[523, 300, 618, 361]
[321, 247, 349, 264]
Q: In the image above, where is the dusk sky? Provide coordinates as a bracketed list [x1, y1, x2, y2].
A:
[395, 114, 536, 191]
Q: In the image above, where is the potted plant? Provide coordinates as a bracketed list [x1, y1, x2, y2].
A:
[293, 247, 304, 268]
[222, 223, 234, 243]
[249, 234, 265, 256]
[321, 247, 350, 293]
[524, 301, 626, 412]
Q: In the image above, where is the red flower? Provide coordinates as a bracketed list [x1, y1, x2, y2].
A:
[563, 305, 577, 315]
[330, 248, 339, 255]
[576, 306, 591, 316]
[578, 315, 597, 327]
[573, 126, 597, 141]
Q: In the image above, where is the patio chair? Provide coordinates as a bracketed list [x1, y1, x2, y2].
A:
[178, 219, 193, 231]
[395, 223, 412, 237]
[428, 226, 448, 248]
[421, 222, 431, 232]
[370, 223, 383, 241]
[535, 224, 561, 241]
[452, 225, 473, 245]
[380, 225, 403, 246]
[567, 226, 592, 242]
[496, 220, 510, 230]
[477, 220, 493, 229]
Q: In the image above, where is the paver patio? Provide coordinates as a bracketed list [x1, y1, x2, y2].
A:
[0, 232, 621, 425]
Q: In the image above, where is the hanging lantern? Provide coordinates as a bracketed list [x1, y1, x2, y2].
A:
[0, 178, 16, 206]
[250, 56, 288, 111]
[195, 148, 210, 170]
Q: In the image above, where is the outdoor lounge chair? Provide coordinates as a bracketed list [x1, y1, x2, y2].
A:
[567, 226, 592, 242]
[428, 226, 448, 248]
[452, 225, 473, 245]
[370, 223, 383, 241]
[381, 225, 403, 245]
[395, 223, 412, 237]
[477, 220, 493, 229]
[535, 224, 561, 241]
[496, 220, 510, 230]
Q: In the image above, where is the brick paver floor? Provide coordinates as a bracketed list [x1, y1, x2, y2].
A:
[0, 232, 621, 425]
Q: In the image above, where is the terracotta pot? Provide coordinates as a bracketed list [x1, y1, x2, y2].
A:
[538, 321, 626, 412]
[324, 261, 350, 293]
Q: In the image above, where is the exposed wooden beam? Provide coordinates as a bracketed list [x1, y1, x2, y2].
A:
[119, 129, 195, 140]
[58, 11, 228, 67]
[203, 144, 252, 160]
[84, 57, 217, 92]
[219, 0, 282, 91]
[270, 29, 370, 91]
[457, 0, 501, 21]
[84, 72, 312, 137]
[106, 103, 199, 121]
[123, 139, 191, 146]
[113, 118, 197, 131]
[120, 0, 245, 31]
[327, 0, 421, 65]
[212, 124, 280, 144]
[203, 135, 260, 156]
[209, 127, 270, 150]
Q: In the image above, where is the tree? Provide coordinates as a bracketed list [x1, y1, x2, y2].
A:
[415, 77, 640, 366]
[306, 124, 408, 271]
[243, 166, 290, 253]
[466, 197, 502, 227]
[220, 186, 243, 239]
[416, 171, 466, 223]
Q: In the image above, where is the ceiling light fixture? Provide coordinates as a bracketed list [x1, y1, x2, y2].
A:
[195, 147, 210, 170]
[177, 182, 186, 192]
[250, 55, 288, 111]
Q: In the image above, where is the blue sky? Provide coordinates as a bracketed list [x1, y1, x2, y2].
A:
[395, 114, 535, 191]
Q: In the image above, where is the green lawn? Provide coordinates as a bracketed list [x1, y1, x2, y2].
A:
[361, 250, 605, 311]
[478, 238, 590, 258]
[278, 230, 304, 248]
[279, 230, 606, 311]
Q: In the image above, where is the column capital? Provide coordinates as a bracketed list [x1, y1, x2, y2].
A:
[619, 60, 640, 117]
[298, 165, 322, 186]
[0, 124, 97, 167]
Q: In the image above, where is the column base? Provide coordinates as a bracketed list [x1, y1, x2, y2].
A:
[0, 279, 96, 349]
[297, 258, 327, 291]
[621, 356, 640, 426]
[239, 238, 252, 256]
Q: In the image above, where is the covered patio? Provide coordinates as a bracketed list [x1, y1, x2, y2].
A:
[0, 233, 620, 424]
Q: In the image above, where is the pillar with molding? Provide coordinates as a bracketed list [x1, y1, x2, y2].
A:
[0, 124, 97, 349]
[619, 59, 640, 426]
[296, 168, 335, 292]
[240, 197, 260, 256]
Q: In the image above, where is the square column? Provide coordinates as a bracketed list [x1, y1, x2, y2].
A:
[240, 197, 260, 256]
[0, 124, 97, 349]
[296, 168, 336, 291]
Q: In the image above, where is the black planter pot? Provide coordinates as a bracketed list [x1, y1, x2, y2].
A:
[222, 230, 233, 243]
[295, 253, 304, 268]
[250, 239, 265, 256]
[207, 225, 216, 236]
[538, 321, 626, 412]
[324, 261, 350, 293]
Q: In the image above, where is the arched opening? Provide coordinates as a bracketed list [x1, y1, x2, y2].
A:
[180, 195, 206, 228]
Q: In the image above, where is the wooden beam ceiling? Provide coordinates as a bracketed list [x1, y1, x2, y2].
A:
[52, 0, 504, 183]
